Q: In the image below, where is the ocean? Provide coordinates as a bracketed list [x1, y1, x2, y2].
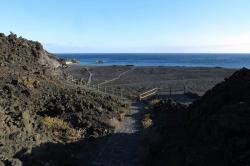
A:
[56, 53, 250, 69]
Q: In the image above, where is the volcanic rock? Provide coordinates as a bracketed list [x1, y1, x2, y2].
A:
[0, 33, 128, 165]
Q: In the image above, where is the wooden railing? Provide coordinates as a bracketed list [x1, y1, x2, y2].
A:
[138, 88, 159, 101]
[68, 73, 193, 102]
[138, 86, 190, 101]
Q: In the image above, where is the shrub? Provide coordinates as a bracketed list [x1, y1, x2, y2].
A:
[107, 117, 121, 130]
[118, 108, 129, 121]
[42, 117, 69, 130]
[142, 114, 153, 129]
[149, 99, 161, 106]
[20, 77, 39, 88]
[41, 117, 84, 142]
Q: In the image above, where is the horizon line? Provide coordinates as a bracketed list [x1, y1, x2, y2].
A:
[53, 52, 250, 54]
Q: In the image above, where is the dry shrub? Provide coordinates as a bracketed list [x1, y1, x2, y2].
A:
[107, 117, 121, 130]
[42, 117, 69, 130]
[118, 113, 126, 121]
[149, 99, 161, 106]
[20, 77, 39, 88]
[41, 117, 84, 142]
[65, 128, 84, 142]
[142, 114, 153, 129]
[118, 108, 129, 121]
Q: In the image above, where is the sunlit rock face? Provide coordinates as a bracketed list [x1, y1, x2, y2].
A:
[0, 33, 128, 165]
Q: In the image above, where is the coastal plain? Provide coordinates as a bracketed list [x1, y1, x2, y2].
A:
[64, 65, 236, 98]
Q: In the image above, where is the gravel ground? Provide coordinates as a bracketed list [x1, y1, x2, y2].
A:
[90, 102, 145, 166]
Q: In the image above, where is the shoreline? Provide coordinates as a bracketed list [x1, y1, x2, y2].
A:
[71, 64, 241, 70]
[56, 53, 250, 69]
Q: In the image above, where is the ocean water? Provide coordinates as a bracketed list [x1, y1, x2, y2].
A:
[56, 53, 250, 69]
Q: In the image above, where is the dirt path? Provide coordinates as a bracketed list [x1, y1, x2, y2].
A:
[90, 102, 144, 166]
[86, 68, 93, 85]
[98, 67, 136, 86]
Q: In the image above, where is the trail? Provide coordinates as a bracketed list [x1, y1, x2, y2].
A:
[98, 67, 135, 86]
[86, 68, 93, 84]
[90, 102, 144, 166]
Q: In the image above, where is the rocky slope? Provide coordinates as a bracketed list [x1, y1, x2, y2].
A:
[142, 68, 250, 166]
[0, 33, 128, 165]
[187, 68, 250, 165]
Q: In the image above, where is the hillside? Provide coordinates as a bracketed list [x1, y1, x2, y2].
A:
[142, 68, 250, 166]
[0, 33, 128, 165]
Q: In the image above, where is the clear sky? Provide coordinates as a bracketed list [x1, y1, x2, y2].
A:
[1, 0, 250, 53]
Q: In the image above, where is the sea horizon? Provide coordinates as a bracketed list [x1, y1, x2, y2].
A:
[56, 53, 250, 69]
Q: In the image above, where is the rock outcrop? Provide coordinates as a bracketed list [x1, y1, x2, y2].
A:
[142, 68, 250, 166]
[0, 33, 128, 165]
[0, 32, 60, 72]
[187, 67, 250, 165]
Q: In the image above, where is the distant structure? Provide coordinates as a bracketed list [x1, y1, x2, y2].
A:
[96, 60, 104, 64]
[65, 59, 80, 65]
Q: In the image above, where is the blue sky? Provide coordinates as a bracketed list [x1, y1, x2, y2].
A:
[1, 0, 250, 53]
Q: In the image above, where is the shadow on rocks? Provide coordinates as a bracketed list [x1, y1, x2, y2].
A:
[15, 102, 145, 166]
[14, 133, 143, 166]
[13, 135, 104, 166]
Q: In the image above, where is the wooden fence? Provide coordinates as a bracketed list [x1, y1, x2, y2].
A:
[138, 86, 189, 101]
[138, 88, 159, 101]
[67, 74, 194, 102]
